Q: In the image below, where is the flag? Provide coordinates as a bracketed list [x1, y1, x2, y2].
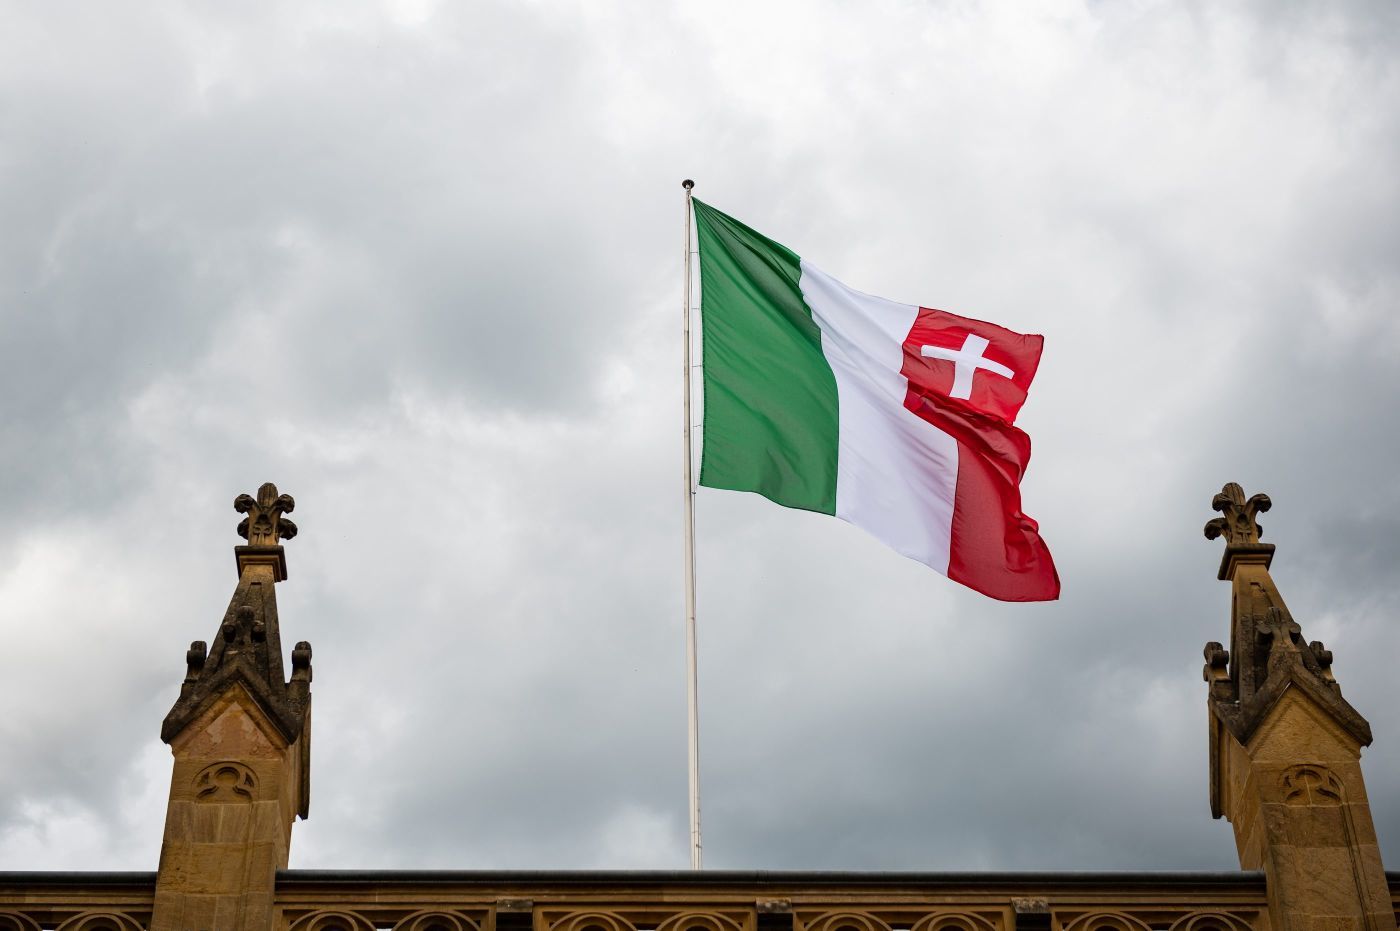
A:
[693, 199, 1059, 602]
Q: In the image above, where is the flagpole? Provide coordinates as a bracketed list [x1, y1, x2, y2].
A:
[680, 178, 702, 870]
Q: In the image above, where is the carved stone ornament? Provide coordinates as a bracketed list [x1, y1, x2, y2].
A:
[1280, 763, 1344, 806]
[1167, 914, 1254, 931]
[1200, 479, 1372, 796]
[1202, 641, 1230, 691]
[184, 640, 207, 683]
[0, 911, 42, 931]
[292, 640, 314, 682]
[394, 912, 481, 931]
[803, 912, 892, 931]
[910, 913, 1001, 931]
[288, 912, 376, 931]
[549, 912, 636, 931]
[1060, 914, 1152, 931]
[236, 482, 298, 545]
[53, 914, 145, 931]
[1203, 483, 1271, 546]
[193, 761, 258, 802]
[655, 914, 745, 931]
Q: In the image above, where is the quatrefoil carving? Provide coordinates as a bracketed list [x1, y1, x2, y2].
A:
[193, 761, 258, 802]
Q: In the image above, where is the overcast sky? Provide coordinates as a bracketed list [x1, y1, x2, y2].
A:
[2, 0, 1399, 873]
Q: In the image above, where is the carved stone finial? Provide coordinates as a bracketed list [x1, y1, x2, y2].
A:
[222, 612, 241, 644]
[291, 641, 312, 667]
[291, 641, 313, 683]
[1311, 640, 1333, 669]
[1204, 482, 1271, 546]
[235, 482, 298, 546]
[1203, 640, 1232, 702]
[1203, 641, 1230, 676]
[185, 641, 207, 684]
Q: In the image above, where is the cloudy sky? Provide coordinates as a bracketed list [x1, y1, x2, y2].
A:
[3, 0, 1399, 873]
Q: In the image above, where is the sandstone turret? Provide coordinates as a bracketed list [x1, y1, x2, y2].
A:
[151, 482, 313, 931]
[1203, 483, 1391, 931]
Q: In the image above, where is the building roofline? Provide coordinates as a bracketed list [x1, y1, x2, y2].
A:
[23, 868, 1400, 890]
[273, 869, 1270, 888]
[0, 871, 157, 886]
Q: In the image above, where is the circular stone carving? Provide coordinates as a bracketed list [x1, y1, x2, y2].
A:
[1061, 914, 1152, 931]
[395, 912, 481, 931]
[288, 910, 376, 931]
[192, 761, 258, 802]
[656, 913, 745, 931]
[0, 912, 41, 931]
[1168, 913, 1253, 931]
[550, 912, 635, 931]
[911, 913, 999, 931]
[54, 914, 145, 931]
[1280, 763, 1344, 806]
[804, 912, 892, 931]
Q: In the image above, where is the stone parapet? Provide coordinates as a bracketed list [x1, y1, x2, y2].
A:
[0, 872, 154, 930]
[273, 871, 1273, 931]
[0, 870, 1287, 931]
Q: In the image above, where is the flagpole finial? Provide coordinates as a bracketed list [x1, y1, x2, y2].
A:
[682, 179, 694, 191]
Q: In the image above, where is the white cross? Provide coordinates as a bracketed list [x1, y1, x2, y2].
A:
[920, 333, 1015, 400]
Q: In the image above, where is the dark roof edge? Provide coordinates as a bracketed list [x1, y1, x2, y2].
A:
[23, 868, 1400, 890]
[276, 869, 1267, 888]
[0, 871, 156, 887]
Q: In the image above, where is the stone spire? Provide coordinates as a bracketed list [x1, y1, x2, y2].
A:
[1202, 483, 1389, 931]
[1202, 482, 1370, 788]
[152, 483, 314, 931]
[161, 482, 313, 765]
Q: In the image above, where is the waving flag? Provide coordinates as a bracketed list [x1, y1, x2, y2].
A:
[694, 199, 1058, 602]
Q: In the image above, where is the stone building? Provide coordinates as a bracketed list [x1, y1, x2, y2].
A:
[1, 482, 1396, 930]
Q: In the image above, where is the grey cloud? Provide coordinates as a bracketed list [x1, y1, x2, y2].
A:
[2, 0, 1399, 877]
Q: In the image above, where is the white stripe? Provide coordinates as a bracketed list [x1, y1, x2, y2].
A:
[799, 261, 959, 573]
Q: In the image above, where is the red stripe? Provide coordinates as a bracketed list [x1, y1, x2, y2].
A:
[904, 390, 1060, 602]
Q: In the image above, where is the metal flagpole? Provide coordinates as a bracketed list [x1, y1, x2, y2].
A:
[680, 178, 702, 870]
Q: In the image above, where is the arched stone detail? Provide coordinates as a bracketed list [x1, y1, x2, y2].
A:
[0, 912, 41, 931]
[1061, 914, 1152, 931]
[53, 914, 145, 931]
[1167, 913, 1253, 931]
[549, 912, 636, 931]
[910, 912, 1000, 931]
[192, 760, 258, 802]
[395, 911, 482, 931]
[1280, 763, 1344, 806]
[804, 912, 893, 931]
[287, 910, 377, 931]
[656, 912, 745, 931]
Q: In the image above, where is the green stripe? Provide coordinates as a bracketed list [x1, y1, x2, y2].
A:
[693, 199, 838, 515]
